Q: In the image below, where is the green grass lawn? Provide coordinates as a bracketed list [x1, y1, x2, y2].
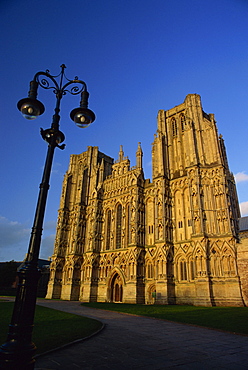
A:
[82, 302, 248, 335]
[0, 302, 102, 355]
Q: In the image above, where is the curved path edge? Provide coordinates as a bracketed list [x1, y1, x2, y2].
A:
[35, 298, 248, 370]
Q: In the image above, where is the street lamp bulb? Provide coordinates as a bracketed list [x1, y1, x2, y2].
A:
[74, 112, 92, 128]
[20, 103, 40, 120]
[70, 107, 96, 129]
[17, 98, 45, 120]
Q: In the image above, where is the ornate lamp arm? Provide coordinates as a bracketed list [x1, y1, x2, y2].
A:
[17, 64, 95, 128]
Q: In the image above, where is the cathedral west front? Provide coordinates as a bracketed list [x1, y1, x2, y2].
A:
[46, 94, 248, 306]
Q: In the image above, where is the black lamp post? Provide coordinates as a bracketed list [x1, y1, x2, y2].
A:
[0, 64, 95, 369]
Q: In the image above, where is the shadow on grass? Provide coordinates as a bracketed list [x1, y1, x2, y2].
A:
[0, 302, 102, 355]
[82, 302, 248, 335]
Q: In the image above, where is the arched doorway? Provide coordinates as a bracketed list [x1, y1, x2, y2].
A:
[147, 284, 156, 304]
[110, 273, 123, 302]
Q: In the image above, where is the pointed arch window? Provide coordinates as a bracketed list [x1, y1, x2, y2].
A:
[172, 118, 177, 137]
[106, 210, 111, 250]
[116, 204, 122, 249]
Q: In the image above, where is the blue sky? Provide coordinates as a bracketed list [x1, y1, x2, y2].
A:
[1, 0, 248, 261]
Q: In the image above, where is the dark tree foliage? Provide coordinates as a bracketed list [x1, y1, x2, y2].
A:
[0, 261, 19, 288]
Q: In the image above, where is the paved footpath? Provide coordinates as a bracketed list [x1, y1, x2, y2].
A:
[35, 299, 248, 370]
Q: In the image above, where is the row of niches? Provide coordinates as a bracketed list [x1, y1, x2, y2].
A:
[103, 173, 143, 192]
[55, 253, 237, 285]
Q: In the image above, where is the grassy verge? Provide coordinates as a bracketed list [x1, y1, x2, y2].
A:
[82, 302, 248, 335]
[0, 302, 102, 355]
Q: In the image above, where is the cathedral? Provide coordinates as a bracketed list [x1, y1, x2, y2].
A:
[46, 94, 248, 306]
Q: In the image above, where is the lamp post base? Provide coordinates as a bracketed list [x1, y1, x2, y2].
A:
[0, 339, 36, 370]
[0, 263, 41, 369]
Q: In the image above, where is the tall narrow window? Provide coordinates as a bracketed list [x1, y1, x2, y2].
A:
[81, 168, 88, 204]
[106, 210, 111, 250]
[126, 204, 130, 245]
[180, 260, 187, 280]
[190, 260, 195, 280]
[148, 263, 153, 278]
[172, 118, 177, 137]
[64, 175, 72, 208]
[180, 114, 186, 132]
[116, 204, 122, 249]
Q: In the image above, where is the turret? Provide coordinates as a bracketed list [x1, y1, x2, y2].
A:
[99, 157, 104, 183]
[118, 145, 124, 162]
[136, 142, 143, 169]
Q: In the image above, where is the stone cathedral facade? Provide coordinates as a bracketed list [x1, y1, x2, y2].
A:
[46, 94, 246, 306]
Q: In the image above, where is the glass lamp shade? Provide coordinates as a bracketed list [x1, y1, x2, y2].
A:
[17, 98, 45, 120]
[70, 107, 95, 128]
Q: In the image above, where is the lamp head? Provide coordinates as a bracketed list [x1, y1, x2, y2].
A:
[70, 107, 96, 128]
[17, 98, 45, 120]
[40, 128, 65, 145]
